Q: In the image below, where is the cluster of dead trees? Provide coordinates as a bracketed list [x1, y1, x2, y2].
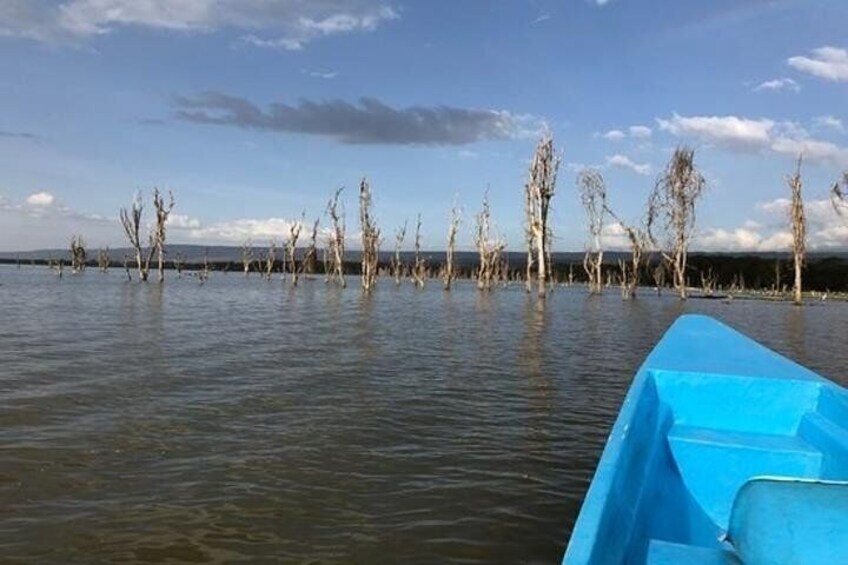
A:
[50, 133, 847, 304]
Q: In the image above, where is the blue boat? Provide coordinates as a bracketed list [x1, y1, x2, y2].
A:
[563, 314, 848, 564]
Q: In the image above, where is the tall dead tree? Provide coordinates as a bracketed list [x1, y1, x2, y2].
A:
[474, 192, 505, 291]
[412, 213, 426, 288]
[151, 188, 175, 284]
[96, 246, 110, 272]
[524, 135, 560, 297]
[286, 216, 303, 285]
[359, 178, 381, 292]
[326, 187, 346, 287]
[70, 235, 86, 273]
[787, 156, 806, 305]
[120, 192, 155, 282]
[578, 169, 607, 294]
[300, 218, 320, 276]
[242, 240, 254, 276]
[443, 201, 461, 291]
[649, 146, 706, 300]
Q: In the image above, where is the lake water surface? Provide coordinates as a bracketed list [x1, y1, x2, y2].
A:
[1, 266, 847, 563]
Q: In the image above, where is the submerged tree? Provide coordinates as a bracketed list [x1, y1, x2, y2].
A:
[412, 213, 426, 288]
[262, 239, 277, 280]
[300, 218, 320, 276]
[173, 251, 184, 277]
[151, 188, 175, 284]
[96, 246, 110, 273]
[392, 221, 407, 285]
[606, 204, 653, 300]
[326, 187, 346, 287]
[242, 239, 254, 276]
[359, 178, 381, 292]
[787, 156, 807, 305]
[120, 192, 155, 282]
[70, 235, 87, 273]
[524, 134, 560, 297]
[649, 146, 706, 300]
[474, 192, 506, 291]
[443, 201, 461, 291]
[578, 169, 607, 294]
[286, 216, 303, 285]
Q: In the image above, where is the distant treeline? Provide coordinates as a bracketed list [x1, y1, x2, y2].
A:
[4, 250, 848, 293]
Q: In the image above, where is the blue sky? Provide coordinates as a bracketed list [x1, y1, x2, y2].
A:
[0, 0, 847, 252]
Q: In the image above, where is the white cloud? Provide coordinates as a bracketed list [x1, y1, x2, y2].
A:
[167, 213, 201, 229]
[628, 125, 652, 139]
[26, 191, 55, 206]
[601, 129, 626, 141]
[0, 0, 398, 49]
[606, 154, 651, 175]
[770, 136, 848, 168]
[815, 115, 845, 133]
[657, 113, 775, 148]
[788, 46, 848, 82]
[753, 77, 800, 92]
[185, 217, 308, 244]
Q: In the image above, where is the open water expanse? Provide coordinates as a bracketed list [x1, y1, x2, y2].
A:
[1, 265, 846, 564]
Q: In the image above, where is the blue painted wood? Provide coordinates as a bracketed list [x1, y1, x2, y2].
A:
[562, 314, 848, 564]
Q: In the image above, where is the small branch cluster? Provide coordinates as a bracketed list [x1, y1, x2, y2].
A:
[262, 240, 276, 280]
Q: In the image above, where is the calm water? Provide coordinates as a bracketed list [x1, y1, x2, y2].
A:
[1, 266, 846, 564]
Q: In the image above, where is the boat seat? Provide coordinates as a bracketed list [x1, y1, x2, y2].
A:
[667, 425, 822, 527]
[726, 478, 848, 564]
[646, 539, 740, 565]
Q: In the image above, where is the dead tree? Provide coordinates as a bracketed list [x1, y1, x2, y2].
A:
[68, 235, 86, 273]
[122, 254, 131, 281]
[412, 213, 426, 288]
[263, 240, 277, 280]
[359, 178, 381, 292]
[578, 169, 607, 294]
[96, 247, 110, 272]
[606, 204, 653, 300]
[242, 240, 254, 276]
[392, 221, 407, 285]
[649, 146, 706, 300]
[443, 201, 461, 291]
[286, 216, 303, 285]
[326, 187, 346, 287]
[300, 218, 320, 276]
[474, 192, 505, 291]
[199, 248, 210, 285]
[787, 156, 806, 305]
[120, 192, 155, 281]
[651, 262, 666, 295]
[524, 135, 560, 297]
[151, 188, 175, 284]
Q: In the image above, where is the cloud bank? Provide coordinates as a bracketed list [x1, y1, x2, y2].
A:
[788, 46, 848, 82]
[0, 0, 397, 49]
[173, 91, 539, 146]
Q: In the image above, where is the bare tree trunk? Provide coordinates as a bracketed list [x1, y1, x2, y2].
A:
[359, 178, 381, 292]
[287, 216, 303, 286]
[412, 213, 425, 288]
[326, 187, 346, 287]
[120, 192, 149, 282]
[242, 240, 254, 276]
[300, 218, 320, 276]
[70, 235, 87, 273]
[578, 169, 607, 294]
[650, 147, 706, 300]
[393, 221, 407, 285]
[151, 188, 175, 284]
[443, 201, 461, 290]
[97, 246, 110, 272]
[787, 156, 806, 305]
[524, 135, 560, 298]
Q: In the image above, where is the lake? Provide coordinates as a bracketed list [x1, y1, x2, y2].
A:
[1, 266, 846, 563]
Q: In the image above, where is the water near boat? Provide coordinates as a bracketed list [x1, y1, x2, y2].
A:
[1, 266, 847, 563]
